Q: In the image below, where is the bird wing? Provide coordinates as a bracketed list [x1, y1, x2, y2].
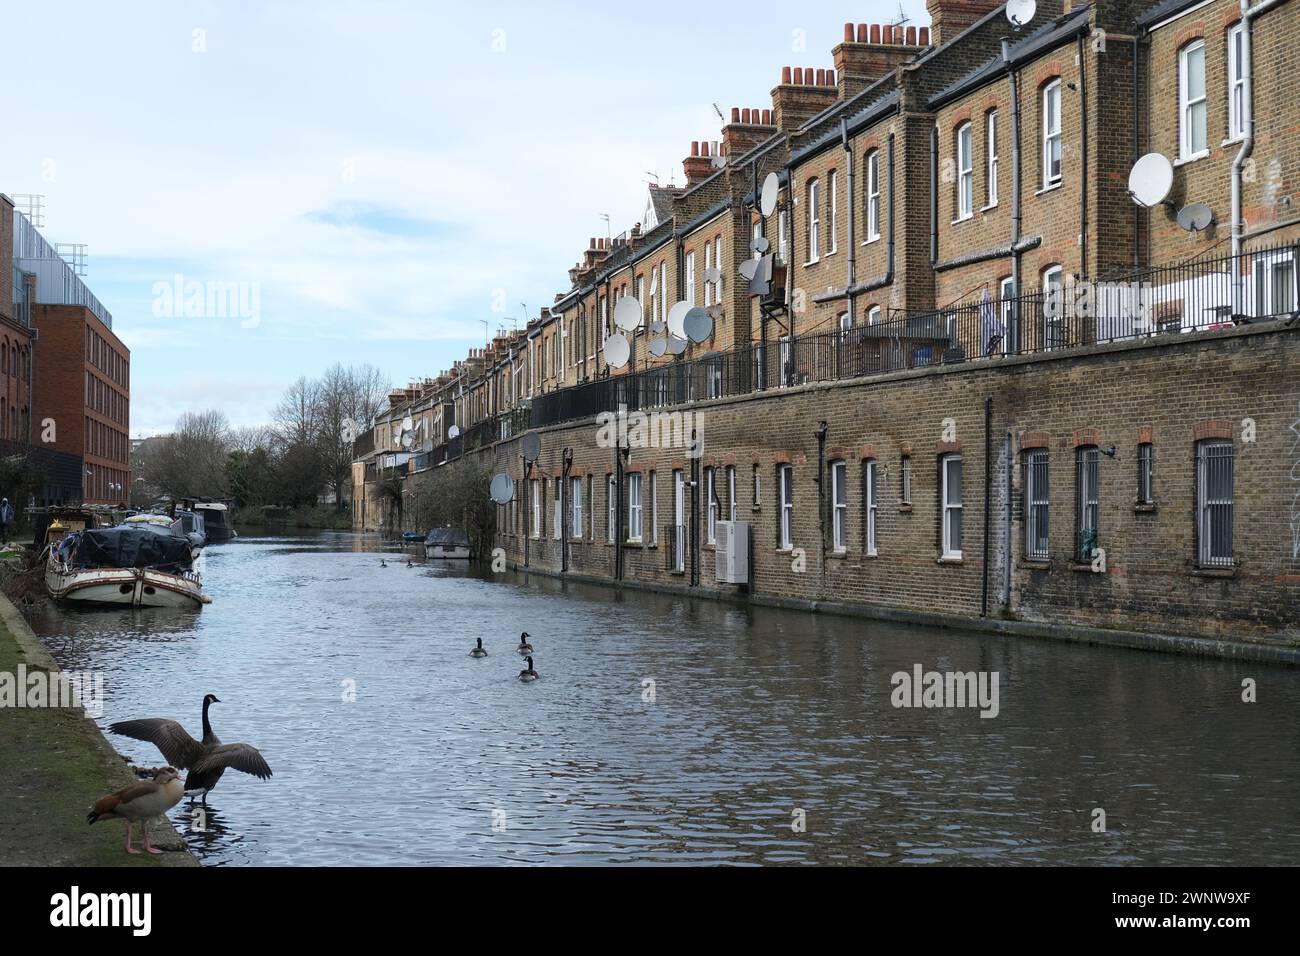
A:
[95, 780, 156, 813]
[108, 718, 204, 769]
[190, 743, 273, 780]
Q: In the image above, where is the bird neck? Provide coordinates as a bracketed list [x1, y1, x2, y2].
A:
[201, 699, 213, 739]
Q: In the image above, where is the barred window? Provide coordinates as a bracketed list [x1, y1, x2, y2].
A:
[1025, 449, 1050, 560]
[778, 463, 794, 549]
[1137, 442, 1154, 505]
[1076, 447, 1100, 561]
[1196, 440, 1234, 568]
[900, 454, 912, 506]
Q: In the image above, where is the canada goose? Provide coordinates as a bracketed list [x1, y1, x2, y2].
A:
[518, 656, 539, 682]
[406, 558, 414, 568]
[470, 637, 488, 658]
[517, 632, 534, 654]
[110, 694, 273, 802]
[87, 766, 184, 855]
[380, 558, 388, 567]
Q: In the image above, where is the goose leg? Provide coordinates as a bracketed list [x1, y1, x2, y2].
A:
[142, 823, 163, 855]
[125, 821, 141, 855]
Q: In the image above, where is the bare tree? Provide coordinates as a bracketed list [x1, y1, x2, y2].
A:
[271, 377, 321, 451]
[140, 410, 231, 499]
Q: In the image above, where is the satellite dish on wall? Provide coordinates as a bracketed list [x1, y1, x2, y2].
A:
[748, 254, 775, 295]
[1176, 202, 1214, 232]
[1128, 153, 1175, 208]
[666, 300, 690, 338]
[703, 267, 723, 285]
[750, 236, 770, 256]
[1006, 0, 1036, 29]
[760, 172, 780, 217]
[738, 259, 760, 282]
[614, 296, 642, 331]
[603, 332, 631, 369]
[649, 337, 667, 357]
[649, 320, 667, 336]
[683, 307, 713, 344]
[521, 431, 540, 461]
[448, 424, 461, 439]
[667, 335, 688, 355]
[401, 415, 413, 432]
[489, 473, 515, 505]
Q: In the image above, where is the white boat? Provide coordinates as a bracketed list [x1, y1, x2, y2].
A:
[45, 516, 208, 609]
[424, 527, 471, 560]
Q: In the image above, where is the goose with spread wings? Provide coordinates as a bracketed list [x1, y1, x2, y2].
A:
[109, 694, 273, 801]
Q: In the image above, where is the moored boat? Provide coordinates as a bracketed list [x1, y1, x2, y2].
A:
[191, 500, 236, 542]
[424, 527, 471, 560]
[45, 517, 208, 609]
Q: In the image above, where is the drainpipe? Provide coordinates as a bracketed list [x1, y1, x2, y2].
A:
[843, 118, 856, 323]
[1005, 36, 1023, 351]
[815, 420, 828, 580]
[786, 159, 797, 376]
[887, 133, 897, 282]
[1232, 0, 1286, 315]
[1077, 32, 1089, 277]
[522, 458, 532, 569]
[615, 441, 626, 582]
[689, 429, 700, 587]
[929, 126, 939, 266]
[1002, 430, 1012, 608]
[981, 397, 992, 618]
[1132, 30, 1143, 269]
[561, 447, 572, 573]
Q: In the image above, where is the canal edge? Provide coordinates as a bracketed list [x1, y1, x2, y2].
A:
[0, 594, 199, 865]
[506, 565, 1300, 667]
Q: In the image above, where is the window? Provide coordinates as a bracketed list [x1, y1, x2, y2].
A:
[607, 475, 617, 543]
[686, 252, 696, 305]
[587, 476, 594, 540]
[752, 463, 762, 508]
[828, 170, 838, 253]
[658, 262, 667, 325]
[726, 465, 737, 521]
[779, 336, 792, 388]
[807, 178, 820, 262]
[866, 305, 881, 326]
[1254, 249, 1297, 316]
[839, 311, 853, 341]
[865, 150, 881, 242]
[628, 472, 643, 542]
[1137, 443, 1154, 506]
[986, 110, 999, 206]
[571, 475, 583, 538]
[1076, 447, 1100, 561]
[1179, 41, 1207, 159]
[778, 208, 789, 263]
[650, 471, 658, 545]
[831, 460, 847, 552]
[531, 479, 541, 538]
[636, 275, 645, 322]
[863, 459, 878, 555]
[703, 241, 713, 306]
[1025, 450, 1050, 560]
[941, 454, 963, 559]
[778, 463, 794, 549]
[956, 122, 973, 219]
[900, 454, 912, 506]
[553, 481, 562, 539]
[705, 467, 718, 544]
[672, 469, 686, 571]
[1043, 265, 1065, 350]
[1042, 79, 1062, 186]
[714, 234, 724, 301]
[1228, 24, 1246, 140]
[1196, 440, 1234, 568]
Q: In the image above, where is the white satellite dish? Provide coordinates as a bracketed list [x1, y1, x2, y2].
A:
[683, 307, 713, 344]
[489, 473, 515, 505]
[1177, 202, 1214, 232]
[739, 259, 760, 282]
[401, 415, 413, 432]
[666, 300, 690, 339]
[1128, 153, 1174, 208]
[448, 424, 461, 439]
[603, 332, 631, 369]
[521, 432, 540, 461]
[614, 296, 642, 332]
[750, 236, 770, 256]
[1006, 0, 1036, 29]
[703, 267, 723, 285]
[667, 335, 688, 355]
[760, 171, 780, 217]
[649, 337, 667, 357]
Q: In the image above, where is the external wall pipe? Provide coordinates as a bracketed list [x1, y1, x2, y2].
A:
[929, 126, 939, 265]
[843, 118, 856, 322]
[981, 397, 992, 618]
[1005, 37, 1023, 350]
[1077, 32, 1089, 277]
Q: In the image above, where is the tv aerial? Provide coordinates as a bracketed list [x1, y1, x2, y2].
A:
[1176, 202, 1214, 232]
[1128, 152, 1175, 209]
[1006, 0, 1036, 31]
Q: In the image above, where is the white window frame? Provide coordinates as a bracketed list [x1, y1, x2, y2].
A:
[531, 479, 541, 539]
[778, 463, 794, 550]
[713, 234, 723, 301]
[956, 122, 973, 220]
[807, 178, 820, 263]
[1043, 79, 1063, 186]
[986, 110, 999, 207]
[636, 275, 645, 324]
[1043, 265, 1065, 350]
[1228, 24, 1246, 141]
[831, 460, 848, 552]
[607, 474, 617, 543]
[650, 471, 658, 545]
[942, 453, 963, 559]
[779, 335, 792, 388]
[864, 459, 878, 556]
[777, 208, 789, 263]
[686, 251, 696, 305]
[628, 472, 643, 543]
[839, 311, 852, 341]
[672, 469, 685, 571]
[828, 170, 838, 253]
[553, 479, 561, 540]
[865, 150, 881, 242]
[726, 465, 737, 521]
[866, 305, 881, 326]
[703, 241, 713, 306]
[705, 467, 718, 544]
[1179, 41, 1208, 160]
[571, 475, 583, 539]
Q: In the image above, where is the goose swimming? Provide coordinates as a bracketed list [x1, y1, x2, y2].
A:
[518, 656, 539, 682]
[470, 637, 488, 658]
[517, 632, 534, 654]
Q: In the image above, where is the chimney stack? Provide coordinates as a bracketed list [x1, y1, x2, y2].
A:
[832, 22, 930, 99]
[683, 140, 715, 186]
[770, 63, 839, 134]
[925, 0, 1000, 46]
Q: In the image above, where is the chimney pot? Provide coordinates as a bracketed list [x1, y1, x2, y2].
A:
[792, 67, 803, 84]
[742, 108, 751, 124]
[920, 26, 930, 46]
[856, 23, 868, 42]
[731, 106, 740, 122]
[762, 108, 771, 124]
[691, 141, 700, 156]
[827, 69, 836, 86]
[870, 23, 881, 43]
[804, 65, 813, 84]
[781, 65, 792, 84]
[906, 25, 917, 45]
[815, 68, 824, 85]
[843, 23, 854, 41]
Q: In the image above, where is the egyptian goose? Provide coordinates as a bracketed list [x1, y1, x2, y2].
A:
[87, 767, 184, 855]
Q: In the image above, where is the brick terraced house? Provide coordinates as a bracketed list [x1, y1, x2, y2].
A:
[355, 0, 1300, 654]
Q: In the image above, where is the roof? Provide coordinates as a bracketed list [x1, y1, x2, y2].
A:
[647, 184, 682, 222]
[1136, 0, 1209, 27]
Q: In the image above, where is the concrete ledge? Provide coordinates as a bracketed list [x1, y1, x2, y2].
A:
[508, 563, 1300, 667]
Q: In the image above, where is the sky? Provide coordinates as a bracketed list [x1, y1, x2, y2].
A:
[1, 0, 932, 435]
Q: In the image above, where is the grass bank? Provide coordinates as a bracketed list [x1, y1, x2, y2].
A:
[0, 595, 197, 866]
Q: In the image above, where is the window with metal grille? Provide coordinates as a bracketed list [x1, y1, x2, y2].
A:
[607, 474, 616, 543]
[1137, 442, 1154, 505]
[1075, 447, 1100, 561]
[900, 454, 912, 506]
[1196, 440, 1234, 568]
[1025, 449, 1050, 560]
[571, 476, 583, 538]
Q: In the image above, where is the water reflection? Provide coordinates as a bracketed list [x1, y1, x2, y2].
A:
[26, 531, 1300, 866]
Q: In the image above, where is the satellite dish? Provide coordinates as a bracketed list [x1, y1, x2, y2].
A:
[666, 300, 690, 338]
[683, 307, 713, 344]
[1128, 153, 1174, 208]
[667, 335, 688, 355]
[748, 254, 775, 295]
[489, 473, 515, 505]
[760, 172, 779, 217]
[400, 431, 414, 450]
[649, 337, 667, 357]
[750, 236, 770, 256]
[448, 424, 461, 439]
[1006, 0, 1036, 29]
[614, 296, 642, 332]
[703, 267, 723, 285]
[710, 154, 726, 169]
[739, 259, 760, 282]
[521, 432, 540, 461]
[603, 332, 631, 369]
[1177, 202, 1214, 232]
[401, 415, 413, 432]
[649, 320, 667, 335]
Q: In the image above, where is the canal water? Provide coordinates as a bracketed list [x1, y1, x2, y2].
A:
[25, 531, 1300, 866]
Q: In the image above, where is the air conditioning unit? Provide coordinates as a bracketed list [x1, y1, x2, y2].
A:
[715, 520, 750, 585]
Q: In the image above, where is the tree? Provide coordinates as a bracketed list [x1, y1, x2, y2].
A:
[139, 410, 231, 499]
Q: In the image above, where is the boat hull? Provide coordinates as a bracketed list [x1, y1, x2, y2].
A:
[46, 562, 205, 609]
[424, 544, 471, 560]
